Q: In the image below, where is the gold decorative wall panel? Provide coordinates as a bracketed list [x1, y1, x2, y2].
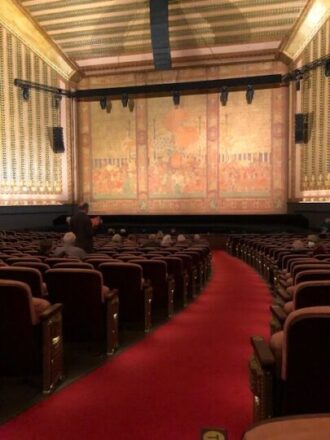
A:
[299, 17, 330, 201]
[0, 25, 73, 206]
[78, 63, 288, 214]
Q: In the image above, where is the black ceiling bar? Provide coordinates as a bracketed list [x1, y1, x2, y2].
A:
[14, 74, 283, 101]
[14, 79, 73, 97]
[74, 74, 283, 99]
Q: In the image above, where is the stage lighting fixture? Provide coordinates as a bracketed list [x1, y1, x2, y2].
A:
[173, 91, 180, 106]
[121, 94, 129, 107]
[128, 98, 135, 112]
[246, 85, 254, 104]
[325, 59, 330, 77]
[22, 86, 30, 101]
[100, 97, 107, 110]
[220, 86, 228, 106]
[53, 94, 62, 109]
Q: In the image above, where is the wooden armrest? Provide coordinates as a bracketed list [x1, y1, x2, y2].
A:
[270, 304, 287, 323]
[105, 288, 119, 301]
[276, 287, 291, 302]
[251, 336, 275, 370]
[40, 303, 62, 321]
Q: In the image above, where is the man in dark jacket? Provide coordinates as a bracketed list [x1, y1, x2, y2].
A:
[70, 202, 95, 252]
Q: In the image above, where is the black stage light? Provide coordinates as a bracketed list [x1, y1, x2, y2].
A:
[121, 94, 129, 107]
[22, 86, 30, 101]
[220, 86, 228, 106]
[53, 94, 62, 109]
[173, 91, 180, 106]
[100, 97, 107, 110]
[246, 85, 254, 104]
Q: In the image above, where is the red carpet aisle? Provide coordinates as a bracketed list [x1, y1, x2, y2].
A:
[0, 251, 271, 440]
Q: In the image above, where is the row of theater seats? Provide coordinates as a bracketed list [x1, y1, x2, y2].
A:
[227, 233, 330, 424]
[0, 233, 211, 394]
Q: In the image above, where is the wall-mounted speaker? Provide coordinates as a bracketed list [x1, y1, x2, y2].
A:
[295, 113, 305, 144]
[49, 126, 65, 153]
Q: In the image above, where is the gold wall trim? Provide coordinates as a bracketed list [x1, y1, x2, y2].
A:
[0, 0, 80, 81]
[281, 0, 330, 61]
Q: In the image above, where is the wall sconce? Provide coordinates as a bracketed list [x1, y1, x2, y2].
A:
[22, 86, 30, 101]
[220, 86, 229, 106]
[121, 94, 129, 108]
[53, 94, 62, 109]
[246, 85, 254, 104]
[173, 91, 180, 107]
[100, 97, 107, 110]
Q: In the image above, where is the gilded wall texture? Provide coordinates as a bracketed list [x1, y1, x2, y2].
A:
[293, 17, 330, 202]
[78, 63, 288, 214]
[0, 25, 73, 206]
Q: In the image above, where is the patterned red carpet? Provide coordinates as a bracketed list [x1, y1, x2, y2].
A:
[0, 251, 271, 440]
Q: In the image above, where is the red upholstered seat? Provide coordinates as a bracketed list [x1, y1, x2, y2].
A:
[127, 259, 175, 318]
[250, 306, 330, 420]
[243, 414, 330, 440]
[12, 261, 51, 280]
[0, 266, 46, 298]
[0, 279, 63, 393]
[45, 268, 119, 355]
[99, 262, 152, 332]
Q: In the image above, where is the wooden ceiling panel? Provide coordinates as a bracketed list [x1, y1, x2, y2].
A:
[18, 0, 309, 75]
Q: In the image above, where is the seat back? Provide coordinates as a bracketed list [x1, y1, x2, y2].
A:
[295, 269, 330, 284]
[293, 280, 330, 309]
[130, 259, 168, 307]
[0, 280, 39, 374]
[53, 262, 94, 269]
[45, 268, 104, 341]
[0, 266, 44, 298]
[12, 261, 51, 279]
[282, 306, 330, 414]
[99, 262, 145, 323]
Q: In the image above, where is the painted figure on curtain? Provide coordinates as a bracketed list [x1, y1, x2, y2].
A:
[219, 90, 272, 198]
[148, 95, 206, 199]
[90, 100, 137, 200]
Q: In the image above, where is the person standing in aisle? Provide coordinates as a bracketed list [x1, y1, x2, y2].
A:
[70, 202, 100, 253]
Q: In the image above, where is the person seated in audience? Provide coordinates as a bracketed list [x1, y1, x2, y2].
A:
[53, 232, 87, 259]
[140, 233, 160, 248]
[291, 239, 305, 251]
[320, 216, 330, 234]
[156, 230, 164, 240]
[124, 234, 137, 246]
[119, 228, 127, 238]
[161, 234, 172, 247]
[39, 238, 53, 256]
[193, 234, 201, 242]
[177, 234, 186, 243]
[112, 233, 122, 244]
[310, 234, 327, 255]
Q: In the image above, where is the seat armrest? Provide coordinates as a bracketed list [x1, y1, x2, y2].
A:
[104, 288, 119, 301]
[251, 336, 275, 370]
[270, 305, 287, 323]
[39, 303, 63, 321]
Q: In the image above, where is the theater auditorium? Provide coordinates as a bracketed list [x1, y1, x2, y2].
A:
[0, 1, 330, 439]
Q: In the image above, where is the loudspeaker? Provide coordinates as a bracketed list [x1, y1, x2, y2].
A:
[325, 59, 330, 77]
[50, 126, 65, 153]
[149, 0, 171, 70]
[295, 113, 304, 144]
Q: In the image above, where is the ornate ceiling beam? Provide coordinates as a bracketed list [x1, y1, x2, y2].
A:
[281, 0, 330, 61]
[0, 0, 80, 81]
